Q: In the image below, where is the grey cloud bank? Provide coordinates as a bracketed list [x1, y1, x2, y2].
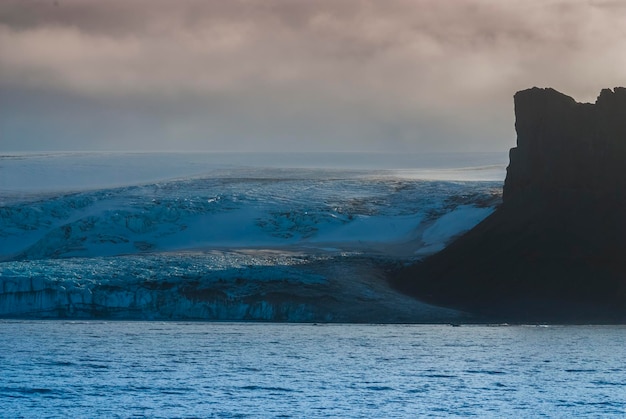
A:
[1, 0, 626, 152]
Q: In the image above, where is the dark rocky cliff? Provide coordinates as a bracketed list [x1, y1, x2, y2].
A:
[394, 87, 626, 322]
[504, 87, 626, 205]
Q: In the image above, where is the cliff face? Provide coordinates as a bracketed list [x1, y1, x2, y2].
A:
[394, 87, 626, 322]
[504, 87, 626, 204]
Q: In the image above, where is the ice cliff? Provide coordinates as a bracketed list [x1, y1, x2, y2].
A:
[395, 87, 626, 323]
[0, 252, 471, 323]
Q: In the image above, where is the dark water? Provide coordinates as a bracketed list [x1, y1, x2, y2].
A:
[0, 322, 624, 418]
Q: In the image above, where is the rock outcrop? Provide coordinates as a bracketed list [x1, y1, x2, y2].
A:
[394, 87, 626, 322]
[504, 87, 626, 204]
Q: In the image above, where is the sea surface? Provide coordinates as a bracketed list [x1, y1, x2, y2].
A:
[0, 321, 624, 418]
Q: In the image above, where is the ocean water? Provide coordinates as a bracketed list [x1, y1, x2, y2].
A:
[0, 321, 624, 418]
[0, 152, 505, 321]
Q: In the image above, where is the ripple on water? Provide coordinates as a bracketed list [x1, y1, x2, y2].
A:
[0, 323, 624, 418]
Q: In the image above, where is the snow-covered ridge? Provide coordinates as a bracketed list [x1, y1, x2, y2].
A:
[1, 172, 499, 261]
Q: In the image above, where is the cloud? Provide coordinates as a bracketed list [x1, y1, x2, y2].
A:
[1, 0, 626, 151]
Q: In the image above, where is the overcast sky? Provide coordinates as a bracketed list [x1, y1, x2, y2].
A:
[1, 0, 625, 152]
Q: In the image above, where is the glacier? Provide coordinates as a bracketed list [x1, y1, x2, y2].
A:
[0, 152, 505, 321]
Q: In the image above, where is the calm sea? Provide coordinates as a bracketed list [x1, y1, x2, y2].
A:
[1, 321, 624, 418]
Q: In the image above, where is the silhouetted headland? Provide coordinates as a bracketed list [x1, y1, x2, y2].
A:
[393, 87, 626, 323]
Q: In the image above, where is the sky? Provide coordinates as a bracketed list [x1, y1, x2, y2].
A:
[1, 0, 626, 153]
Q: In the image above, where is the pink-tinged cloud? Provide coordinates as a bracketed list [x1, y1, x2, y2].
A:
[1, 0, 625, 151]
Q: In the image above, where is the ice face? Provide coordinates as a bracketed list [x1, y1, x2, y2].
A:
[0, 251, 475, 322]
